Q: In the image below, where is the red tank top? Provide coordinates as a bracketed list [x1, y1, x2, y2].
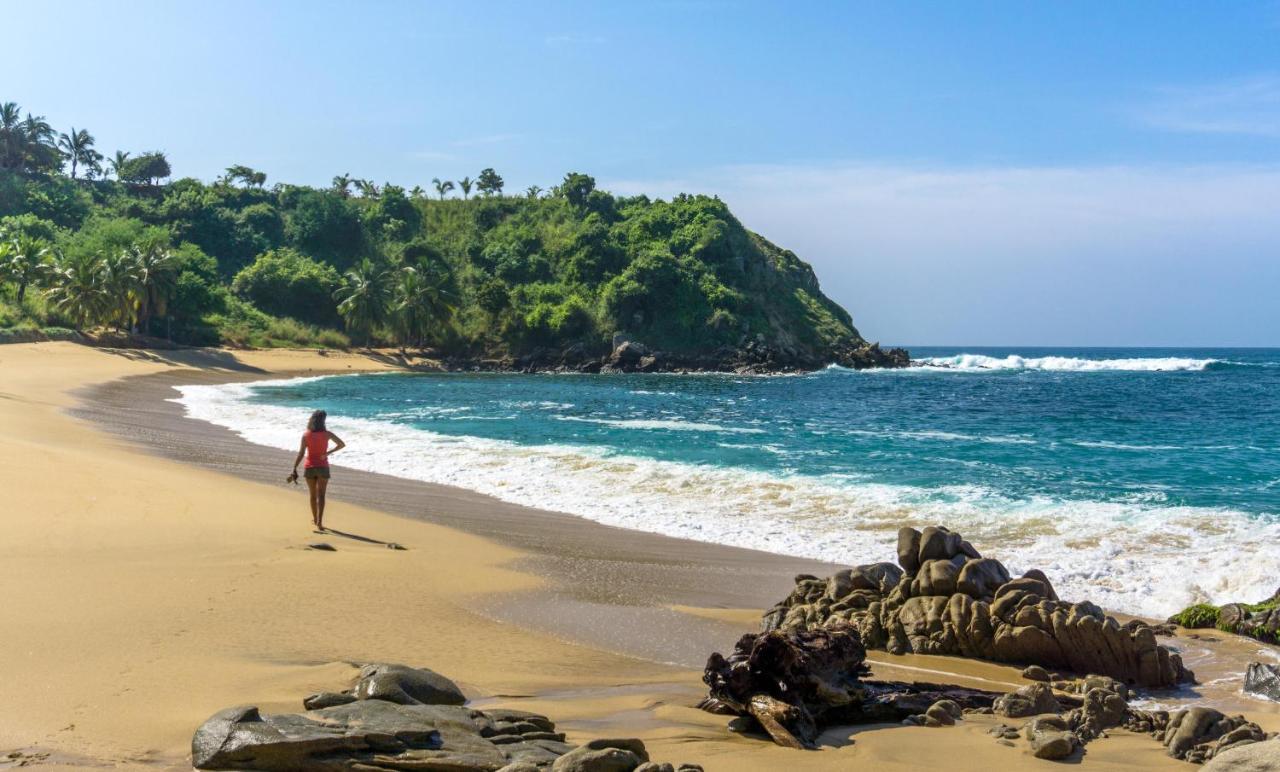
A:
[303, 430, 329, 468]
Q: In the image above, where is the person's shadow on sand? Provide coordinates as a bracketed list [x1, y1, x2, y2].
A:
[320, 528, 407, 550]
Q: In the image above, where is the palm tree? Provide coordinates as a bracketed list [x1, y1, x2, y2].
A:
[2, 234, 51, 304]
[108, 150, 130, 180]
[129, 244, 178, 336]
[46, 251, 108, 329]
[409, 185, 426, 200]
[332, 173, 353, 198]
[431, 178, 454, 200]
[57, 127, 97, 179]
[334, 259, 391, 346]
[98, 249, 142, 332]
[525, 185, 543, 199]
[0, 102, 23, 170]
[354, 178, 380, 198]
[20, 113, 58, 171]
[458, 177, 474, 199]
[392, 265, 455, 348]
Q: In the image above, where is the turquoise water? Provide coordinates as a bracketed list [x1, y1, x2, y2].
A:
[178, 347, 1280, 617]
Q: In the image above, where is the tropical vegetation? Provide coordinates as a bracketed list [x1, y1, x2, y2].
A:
[0, 98, 863, 358]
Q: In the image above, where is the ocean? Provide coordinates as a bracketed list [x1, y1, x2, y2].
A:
[175, 347, 1280, 620]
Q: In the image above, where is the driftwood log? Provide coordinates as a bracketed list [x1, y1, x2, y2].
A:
[702, 622, 1000, 748]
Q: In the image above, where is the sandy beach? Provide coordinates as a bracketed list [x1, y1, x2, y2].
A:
[1, 341, 1275, 771]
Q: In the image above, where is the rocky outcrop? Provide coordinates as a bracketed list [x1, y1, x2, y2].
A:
[700, 622, 1001, 748]
[1246, 663, 1280, 703]
[1129, 706, 1270, 764]
[762, 525, 1192, 688]
[193, 663, 696, 771]
[1170, 589, 1280, 646]
[470, 335, 912, 375]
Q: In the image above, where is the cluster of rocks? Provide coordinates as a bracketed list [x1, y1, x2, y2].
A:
[442, 335, 911, 375]
[980, 673, 1270, 763]
[701, 621, 1003, 748]
[700, 619, 1274, 764]
[192, 663, 701, 772]
[762, 525, 1192, 688]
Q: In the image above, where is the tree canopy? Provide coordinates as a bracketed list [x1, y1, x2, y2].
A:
[0, 98, 863, 358]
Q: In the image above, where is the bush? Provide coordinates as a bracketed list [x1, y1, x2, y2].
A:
[1169, 603, 1220, 629]
[232, 248, 341, 326]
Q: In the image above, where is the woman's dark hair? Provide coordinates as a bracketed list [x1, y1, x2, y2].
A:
[307, 410, 327, 432]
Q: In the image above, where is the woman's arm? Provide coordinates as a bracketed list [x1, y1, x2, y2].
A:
[328, 432, 346, 454]
[292, 435, 306, 472]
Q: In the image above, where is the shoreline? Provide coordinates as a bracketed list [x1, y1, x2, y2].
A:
[77, 366, 839, 666]
[78, 350, 1280, 707]
[2, 342, 1275, 770]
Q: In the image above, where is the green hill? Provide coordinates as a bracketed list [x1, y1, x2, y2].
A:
[0, 101, 906, 370]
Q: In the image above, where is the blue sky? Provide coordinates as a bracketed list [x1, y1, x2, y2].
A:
[5, 1, 1279, 345]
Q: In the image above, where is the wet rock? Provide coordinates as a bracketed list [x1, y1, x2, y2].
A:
[988, 723, 1020, 740]
[1021, 665, 1051, 682]
[634, 764, 675, 772]
[956, 558, 1011, 600]
[702, 622, 999, 747]
[1245, 662, 1280, 703]
[353, 663, 466, 706]
[993, 683, 1062, 718]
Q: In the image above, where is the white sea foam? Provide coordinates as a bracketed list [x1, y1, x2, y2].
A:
[553, 416, 766, 434]
[915, 354, 1218, 372]
[174, 377, 1280, 619]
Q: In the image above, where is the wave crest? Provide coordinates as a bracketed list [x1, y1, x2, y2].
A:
[916, 354, 1218, 372]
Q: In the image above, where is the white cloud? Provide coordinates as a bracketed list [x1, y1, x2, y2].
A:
[1138, 74, 1280, 138]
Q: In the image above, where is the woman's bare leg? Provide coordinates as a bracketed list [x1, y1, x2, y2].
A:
[315, 477, 329, 531]
[306, 475, 320, 528]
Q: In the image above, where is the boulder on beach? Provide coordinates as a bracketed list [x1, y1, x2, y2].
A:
[761, 525, 1192, 688]
[1203, 739, 1280, 771]
[192, 663, 694, 771]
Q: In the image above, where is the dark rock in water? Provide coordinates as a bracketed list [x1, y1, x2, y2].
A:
[760, 525, 1191, 688]
[1203, 739, 1280, 771]
[701, 621, 1000, 748]
[1245, 662, 1280, 702]
[353, 663, 466, 706]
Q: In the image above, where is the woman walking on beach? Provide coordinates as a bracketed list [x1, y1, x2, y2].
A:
[291, 410, 345, 531]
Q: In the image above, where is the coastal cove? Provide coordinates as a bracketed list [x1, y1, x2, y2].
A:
[0, 341, 1275, 771]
